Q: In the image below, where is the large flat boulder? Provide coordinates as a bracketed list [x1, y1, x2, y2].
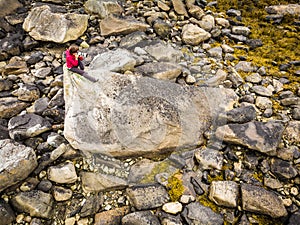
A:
[23, 5, 88, 43]
[63, 64, 237, 157]
[0, 139, 38, 192]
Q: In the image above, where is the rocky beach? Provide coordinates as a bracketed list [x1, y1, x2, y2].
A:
[0, 0, 299, 224]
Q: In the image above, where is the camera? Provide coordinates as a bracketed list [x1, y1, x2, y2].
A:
[78, 52, 88, 58]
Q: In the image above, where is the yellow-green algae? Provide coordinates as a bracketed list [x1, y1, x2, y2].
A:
[207, 0, 300, 83]
[140, 160, 174, 184]
[167, 170, 184, 202]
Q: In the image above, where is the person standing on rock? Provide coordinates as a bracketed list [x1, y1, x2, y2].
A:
[65, 44, 97, 82]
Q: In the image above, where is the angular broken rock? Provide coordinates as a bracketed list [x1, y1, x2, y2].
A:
[209, 181, 239, 207]
[215, 120, 284, 156]
[47, 162, 78, 184]
[0, 139, 37, 192]
[135, 62, 182, 81]
[63, 65, 237, 158]
[100, 15, 150, 36]
[8, 113, 52, 141]
[84, 0, 123, 19]
[184, 202, 223, 225]
[126, 184, 170, 210]
[10, 190, 54, 218]
[23, 5, 89, 43]
[81, 172, 128, 193]
[241, 183, 288, 218]
[0, 97, 29, 119]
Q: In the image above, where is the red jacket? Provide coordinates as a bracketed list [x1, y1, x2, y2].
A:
[65, 49, 79, 69]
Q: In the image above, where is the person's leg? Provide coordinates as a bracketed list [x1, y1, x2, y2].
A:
[81, 72, 97, 82]
[69, 67, 85, 76]
[78, 59, 84, 70]
[69, 67, 97, 82]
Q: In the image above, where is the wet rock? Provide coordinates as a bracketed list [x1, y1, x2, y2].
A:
[80, 193, 103, 217]
[94, 206, 129, 225]
[81, 172, 128, 192]
[209, 181, 239, 207]
[23, 5, 89, 43]
[0, 139, 37, 192]
[183, 202, 223, 225]
[0, 199, 15, 225]
[153, 19, 172, 38]
[126, 184, 170, 210]
[0, 119, 9, 140]
[0, 78, 13, 91]
[218, 105, 256, 124]
[8, 113, 52, 141]
[4, 57, 29, 75]
[215, 121, 284, 156]
[14, 83, 40, 102]
[0, 0, 22, 18]
[52, 186, 72, 201]
[270, 158, 298, 180]
[122, 210, 160, 225]
[241, 183, 288, 218]
[47, 162, 78, 184]
[84, 0, 123, 18]
[264, 177, 283, 189]
[11, 190, 54, 218]
[288, 210, 300, 225]
[100, 15, 150, 36]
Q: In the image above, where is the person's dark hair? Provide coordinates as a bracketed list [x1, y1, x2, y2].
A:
[69, 45, 79, 54]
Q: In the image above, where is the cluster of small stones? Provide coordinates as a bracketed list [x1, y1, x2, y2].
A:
[0, 0, 300, 225]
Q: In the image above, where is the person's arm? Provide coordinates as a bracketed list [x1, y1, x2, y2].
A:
[66, 54, 78, 68]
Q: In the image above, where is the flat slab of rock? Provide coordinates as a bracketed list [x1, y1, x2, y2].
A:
[215, 121, 284, 156]
[23, 5, 89, 43]
[63, 65, 237, 158]
[81, 172, 128, 193]
[0, 97, 29, 119]
[100, 15, 150, 36]
[209, 181, 239, 207]
[122, 211, 160, 225]
[10, 190, 54, 218]
[135, 62, 182, 81]
[84, 0, 123, 18]
[0, 139, 37, 192]
[94, 206, 130, 225]
[8, 113, 52, 141]
[241, 183, 288, 218]
[265, 4, 300, 15]
[126, 184, 170, 210]
[184, 202, 223, 225]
